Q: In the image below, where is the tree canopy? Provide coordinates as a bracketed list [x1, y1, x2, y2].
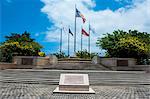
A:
[76, 50, 98, 59]
[96, 30, 150, 64]
[0, 31, 43, 62]
[52, 52, 68, 59]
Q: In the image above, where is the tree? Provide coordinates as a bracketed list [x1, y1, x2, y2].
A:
[116, 36, 148, 58]
[38, 52, 46, 57]
[0, 31, 43, 62]
[76, 50, 98, 59]
[96, 30, 150, 64]
[53, 52, 68, 59]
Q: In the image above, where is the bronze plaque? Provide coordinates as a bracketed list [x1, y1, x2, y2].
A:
[22, 58, 33, 65]
[117, 60, 128, 66]
[64, 75, 84, 84]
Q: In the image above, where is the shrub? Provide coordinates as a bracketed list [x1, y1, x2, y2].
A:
[38, 52, 45, 57]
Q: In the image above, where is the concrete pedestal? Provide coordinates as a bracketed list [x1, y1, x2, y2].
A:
[53, 74, 95, 94]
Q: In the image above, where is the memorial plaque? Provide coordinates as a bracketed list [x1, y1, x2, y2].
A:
[64, 75, 84, 84]
[22, 58, 33, 65]
[53, 74, 95, 94]
[117, 60, 128, 66]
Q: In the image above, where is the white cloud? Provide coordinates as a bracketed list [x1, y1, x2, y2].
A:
[35, 33, 39, 37]
[40, 0, 150, 55]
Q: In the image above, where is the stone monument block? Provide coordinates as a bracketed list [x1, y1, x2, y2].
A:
[92, 56, 100, 64]
[48, 55, 58, 64]
[53, 74, 95, 93]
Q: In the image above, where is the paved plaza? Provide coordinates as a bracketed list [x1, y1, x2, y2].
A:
[0, 83, 150, 99]
[0, 69, 150, 99]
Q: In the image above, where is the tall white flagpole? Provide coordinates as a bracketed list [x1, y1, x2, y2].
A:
[88, 22, 91, 54]
[68, 26, 70, 57]
[74, 4, 77, 55]
[59, 22, 63, 58]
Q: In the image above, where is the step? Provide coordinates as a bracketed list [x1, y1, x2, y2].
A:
[58, 61, 92, 63]
[0, 69, 149, 85]
[58, 58, 91, 61]
[50, 65, 108, 70]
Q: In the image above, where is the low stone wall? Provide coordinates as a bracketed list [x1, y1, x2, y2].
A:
[0, 55, 58, 69]
[0, 62, 17, 70]
[116, 65, 150, 71]
[13, 56, 58, 66]
[133, 65, 150, 71]
[92, 56, 150, 71]
[99, 58, 136, 67]
[0, 56, 58, 69]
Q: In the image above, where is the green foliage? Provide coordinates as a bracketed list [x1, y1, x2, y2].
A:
[0, 31, 43, 62]
[0, 49, 3, 61]
[76, 50, 98, 59]
[0, 48, 13, 62]
[96, 30, 150, 64]
[38, 52, 45, 57]
[117, 36, 148, 58]
[53, 52, 68, 59]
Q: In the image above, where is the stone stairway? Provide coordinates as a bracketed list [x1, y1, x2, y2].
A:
[0, 69, 149, 85]
[53, 58, 110, 70]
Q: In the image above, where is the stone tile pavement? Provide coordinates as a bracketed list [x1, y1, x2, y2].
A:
[0, 69, 150, 99]
[0, 83, 150, 99]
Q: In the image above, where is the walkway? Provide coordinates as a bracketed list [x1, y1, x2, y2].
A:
[0, 69, 150, 99]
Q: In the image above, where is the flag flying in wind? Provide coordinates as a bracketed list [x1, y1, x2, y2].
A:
[61, 22, 68, 33]
[76, 8, 86, 23]
[89, 24, 96, 34]
[62, 27, 67, 33]
[69, 28, 73, 36]
[82, 28, 89, 36]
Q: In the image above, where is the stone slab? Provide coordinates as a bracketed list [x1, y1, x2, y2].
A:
[53, 74, 95, 93]
[53, 86, 95, 94]
[59, 74, 89, 85]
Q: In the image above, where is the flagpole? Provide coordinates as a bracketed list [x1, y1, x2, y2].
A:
[74, 4, 77, 55]
[60, 27, 63, 55]
[81, 27, 83, 58]
[88, 22, 91, 58]
[81, 27, 83, 52]
[68, 26, 70, 57]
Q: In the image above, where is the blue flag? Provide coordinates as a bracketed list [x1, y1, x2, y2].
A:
[69, 28, 73, 36]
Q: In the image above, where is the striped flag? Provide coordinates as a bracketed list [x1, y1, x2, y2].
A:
[82, 28, 89, 36]
[76, 8, 86, 23]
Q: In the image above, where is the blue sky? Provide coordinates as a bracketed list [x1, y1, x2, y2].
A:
[1, 0, 150, 55]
